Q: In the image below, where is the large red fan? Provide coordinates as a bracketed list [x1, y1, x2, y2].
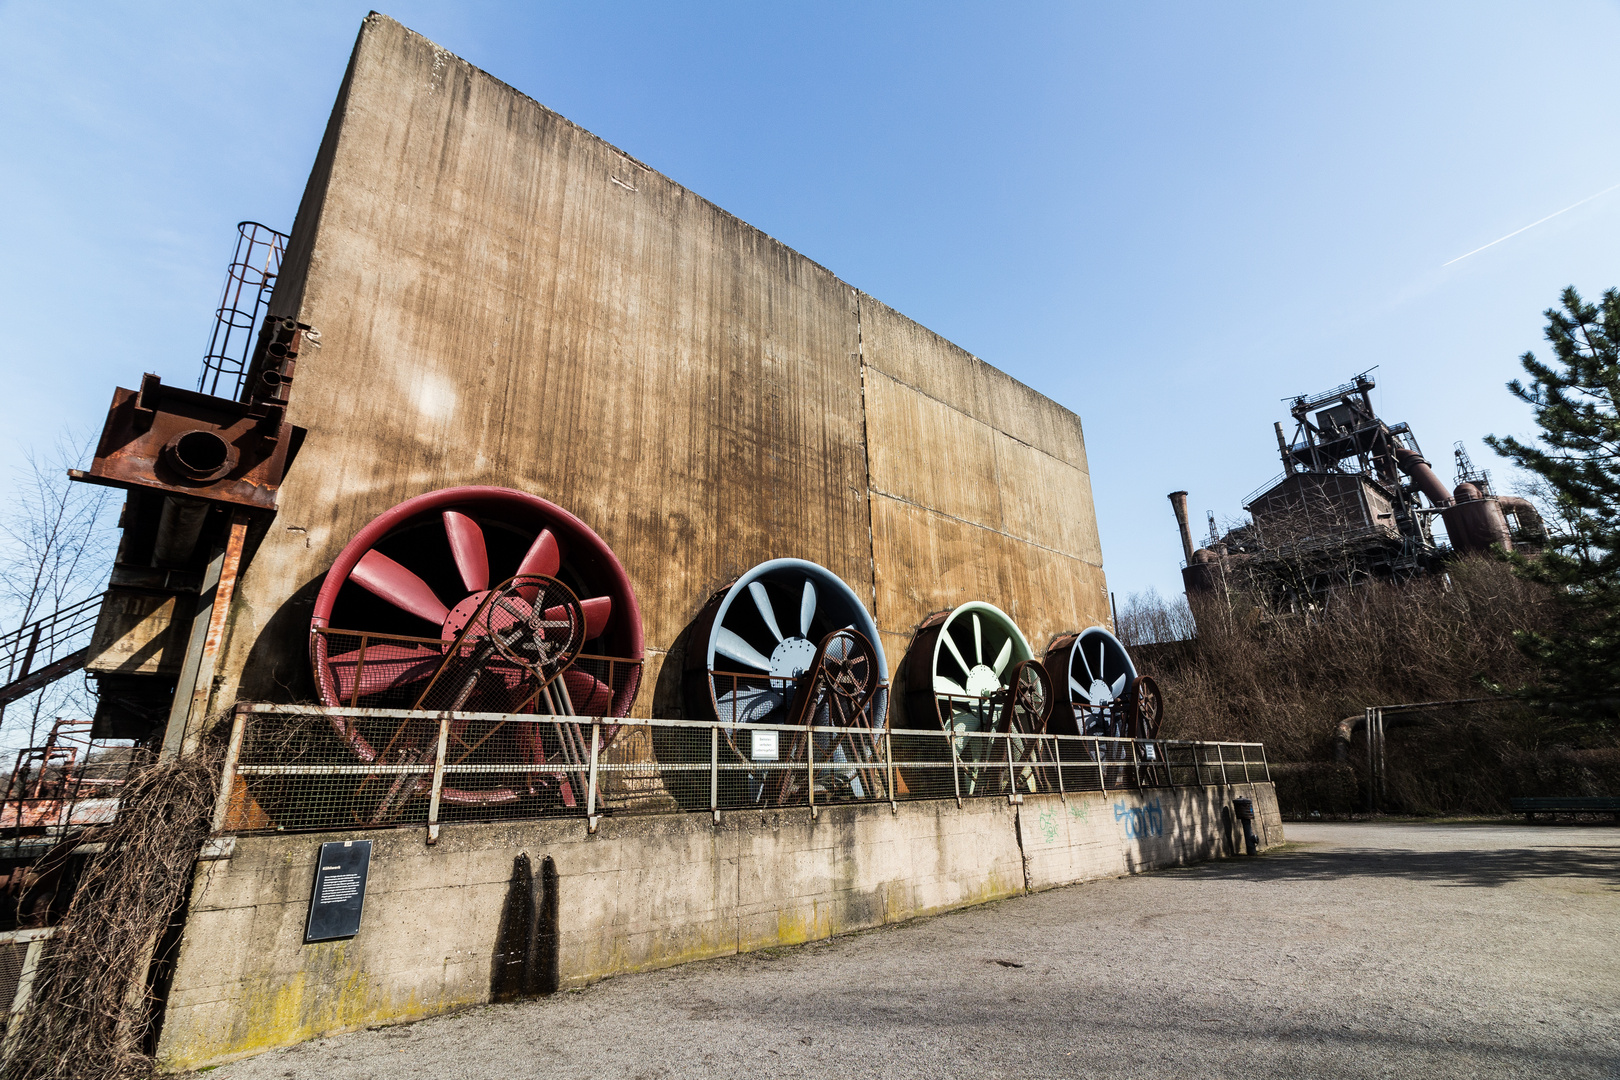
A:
[309, 487, 642, 808]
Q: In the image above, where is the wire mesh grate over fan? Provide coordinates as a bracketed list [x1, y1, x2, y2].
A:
[306, 486, 643, 813]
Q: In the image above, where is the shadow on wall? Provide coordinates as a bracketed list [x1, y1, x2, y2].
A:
[1181, 840, 1620, 889]
[236, 574, 326, 703]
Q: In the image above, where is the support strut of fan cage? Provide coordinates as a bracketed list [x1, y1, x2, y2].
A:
[991, 658, 1057, 795]
[769, 628, 888, 806]
[346, 573, 592, 823]
[1125, 674, 1168, 786]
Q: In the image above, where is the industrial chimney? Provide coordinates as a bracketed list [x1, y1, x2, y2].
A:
[1168, 491, 1195, 565]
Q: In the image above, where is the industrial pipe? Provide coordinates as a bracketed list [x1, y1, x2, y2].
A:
[1497, 496, 1544, 538]
[1168, 491, 1195, 565]
[1392, 447, 1452, 507]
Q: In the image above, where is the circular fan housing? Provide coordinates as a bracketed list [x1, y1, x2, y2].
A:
[898, 602, 1034, 732]
[311, 485, 643, 731]
[1044, 625, 1137, 738]
[683, 558, 887, 729]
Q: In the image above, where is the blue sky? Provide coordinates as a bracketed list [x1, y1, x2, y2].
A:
[2, 1, 1618, 607]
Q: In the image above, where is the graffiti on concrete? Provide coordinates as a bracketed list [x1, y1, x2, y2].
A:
[1115, 799, 1164, 839]
[1068, 803, 1089, 822]
[1037, 807, 1059, 844]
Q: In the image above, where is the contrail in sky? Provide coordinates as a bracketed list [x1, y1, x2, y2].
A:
[1443, 181, 1620, 266]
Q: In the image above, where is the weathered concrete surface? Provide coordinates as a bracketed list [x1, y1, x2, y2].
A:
[156, 783, 1276, 1071]
[210, 14, 1108, 717]
[202, 822, 1620, 1080]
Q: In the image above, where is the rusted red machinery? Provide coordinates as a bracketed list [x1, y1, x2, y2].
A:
[69, 223, 311, 745]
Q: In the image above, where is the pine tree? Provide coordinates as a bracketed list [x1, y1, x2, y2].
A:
[1486, 286, 1620, 722]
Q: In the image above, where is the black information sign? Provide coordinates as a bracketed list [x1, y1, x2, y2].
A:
[304, 840, 372, 944]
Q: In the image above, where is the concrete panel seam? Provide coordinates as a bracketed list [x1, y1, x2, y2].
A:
[867, 490, 1104, 567]
[859, 364, 1089, 471]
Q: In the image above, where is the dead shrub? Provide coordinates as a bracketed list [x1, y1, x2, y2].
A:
[2, 736, 223, 1080]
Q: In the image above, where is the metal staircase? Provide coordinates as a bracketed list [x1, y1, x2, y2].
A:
[0, 595, 103, 709]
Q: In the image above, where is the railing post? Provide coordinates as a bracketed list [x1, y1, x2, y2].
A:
[949, 729, 962, 808]
[1130, 739, 1142, 789]
[1365, 706, 1375, 813]
[209, 703, 250, 835]
[586, 721, 601, 834]
[1053, 736, 1065, 801]
[710, 724, 720, 825]
[807, 727, 816, 817]
[1005, 731, 1018, 804]
[426, 710, 450, 845]
[1374, 708, 1386, 809]
[1216, 743, 1229, 786]
[1095, 737, 1106, 791]
[1261, 743, 1271, 782]
[885, 726, 897, 812]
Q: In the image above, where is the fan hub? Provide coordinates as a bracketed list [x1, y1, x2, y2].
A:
[1088, 678, 1117, 704]
[964, 664, 1001, 697]
[769, 637, 818, 684]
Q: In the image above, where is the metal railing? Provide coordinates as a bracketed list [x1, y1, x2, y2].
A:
[214, 704, 1269, 840]
[0, 594, 103, 709]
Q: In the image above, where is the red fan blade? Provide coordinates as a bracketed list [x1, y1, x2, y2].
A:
[543, 596, 612, 639]
[325, 643, 443, 698]
[351, 550, 450, 626]
[515, 529, 560, 599]
[442, 511, 489, 593]
[563, 669, 615, 716]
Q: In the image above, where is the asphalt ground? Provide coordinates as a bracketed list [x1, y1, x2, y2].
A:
[205, 821, 1620, 1079]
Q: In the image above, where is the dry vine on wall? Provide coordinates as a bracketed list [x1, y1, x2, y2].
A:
[2, 734, 224, 1080]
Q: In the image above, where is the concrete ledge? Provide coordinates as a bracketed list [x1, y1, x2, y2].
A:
[156, 783, 1281, 1071]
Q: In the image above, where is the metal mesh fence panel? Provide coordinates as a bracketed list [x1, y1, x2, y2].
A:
[217, 705, 1268, 835]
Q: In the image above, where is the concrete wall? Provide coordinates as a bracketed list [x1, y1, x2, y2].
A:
[211, 14, 1106, 714]
[156, 782, 1280, 1071]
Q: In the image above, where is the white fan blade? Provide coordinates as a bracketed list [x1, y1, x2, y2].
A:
[933, 675, 969, 697]
[716, 687, 783, 724]
[800, 580, 817, 637]
[1111, 673, 1128, 697]
[1070, 675, 1094, 704]
[993, 638, 1013, 677]
[1076, 643, 1097, 684]
[972, 614, 984, 665]
[716, 629, 772, 672]
[748, 582, 784, 643]
[940, 631, 972, 676]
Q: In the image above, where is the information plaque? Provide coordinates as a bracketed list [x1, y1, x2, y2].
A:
[304, 840, 372, 944]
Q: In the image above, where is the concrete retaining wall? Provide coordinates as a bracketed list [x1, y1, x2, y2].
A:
[156, 783, 1281, 1071]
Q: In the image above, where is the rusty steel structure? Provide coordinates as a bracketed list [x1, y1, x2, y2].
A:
[68, 265, 313, 750]
[1175, 371, 1547, 609]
